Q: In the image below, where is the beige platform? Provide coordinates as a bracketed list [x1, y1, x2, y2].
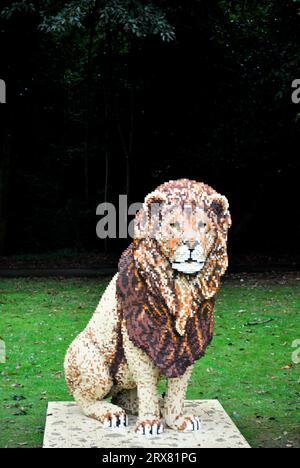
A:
[43, 400, 250, 449]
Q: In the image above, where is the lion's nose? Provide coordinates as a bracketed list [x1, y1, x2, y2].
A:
[183, 238, 199, 250]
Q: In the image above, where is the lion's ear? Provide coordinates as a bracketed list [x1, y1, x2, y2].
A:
[144, 190, 167, 223]
[144, 190, 167, 209]
[134, 190, 167, 239]
[209, 194, 232, 228]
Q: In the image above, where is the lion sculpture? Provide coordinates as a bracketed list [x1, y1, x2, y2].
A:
[64, 179, 232, 435]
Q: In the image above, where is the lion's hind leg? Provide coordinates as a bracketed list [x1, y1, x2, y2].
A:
[78, 399, 128, 429]
[65, 337, 128, 428]
[111, 388, 139, 416]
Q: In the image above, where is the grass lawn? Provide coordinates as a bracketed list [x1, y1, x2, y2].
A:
[0, 275, 299, 448]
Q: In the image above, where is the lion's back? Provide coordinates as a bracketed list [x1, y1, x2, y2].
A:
[86, 274, 120, 352]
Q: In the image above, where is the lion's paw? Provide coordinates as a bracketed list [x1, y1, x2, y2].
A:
[102, 411, 128, 429]
[135, 417, 164, 436]
[169, 415, 202, 432]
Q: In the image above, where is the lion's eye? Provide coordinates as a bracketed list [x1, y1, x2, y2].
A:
[198, 221, 207, 230]
[170, 222, 180, 230]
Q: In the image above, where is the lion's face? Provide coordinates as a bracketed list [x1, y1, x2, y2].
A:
[158, 204, 216, 275]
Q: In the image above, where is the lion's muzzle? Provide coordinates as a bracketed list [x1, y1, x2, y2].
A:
[172, 244, 206, 275]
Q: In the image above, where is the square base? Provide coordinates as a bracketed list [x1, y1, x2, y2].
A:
[43, 400, 250, 448]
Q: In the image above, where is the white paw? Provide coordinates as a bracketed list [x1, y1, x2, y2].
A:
[182, 415, 202, 432]
[168, 415, 202, 432]
[135, 418, 164, 436]
[102, 412, 128, 429]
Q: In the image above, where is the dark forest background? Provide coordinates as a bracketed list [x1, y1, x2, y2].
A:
[0, 0, 299, 264]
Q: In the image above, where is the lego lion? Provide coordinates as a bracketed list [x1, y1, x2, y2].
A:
[64, 179, 231, 435]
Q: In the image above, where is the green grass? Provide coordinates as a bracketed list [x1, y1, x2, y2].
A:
[0, 276, 299, 448]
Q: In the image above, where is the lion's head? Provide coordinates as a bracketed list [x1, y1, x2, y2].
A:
[132, 179, 231, 335]
[135, 179, 231, 272]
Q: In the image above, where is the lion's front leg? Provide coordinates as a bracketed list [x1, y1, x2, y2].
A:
[162, 366, 201, 432]
[122, 325, 164, 436]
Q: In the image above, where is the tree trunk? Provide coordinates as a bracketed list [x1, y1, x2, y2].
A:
[103, 67, 110, 253]
[103, 30, 112, 253]
[84, 0, 101, 203]
[84, 20, 96, 203]
[127, 84, 135, 201]
[115, 83, 135, 203]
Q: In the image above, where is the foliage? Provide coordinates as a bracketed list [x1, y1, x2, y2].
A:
[0, 0, 299, 254]
[0, 276, 299, 448]
[0, 0, 36, 19]
[216, 0, 300, 93]
[1, 0, 176, 41]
